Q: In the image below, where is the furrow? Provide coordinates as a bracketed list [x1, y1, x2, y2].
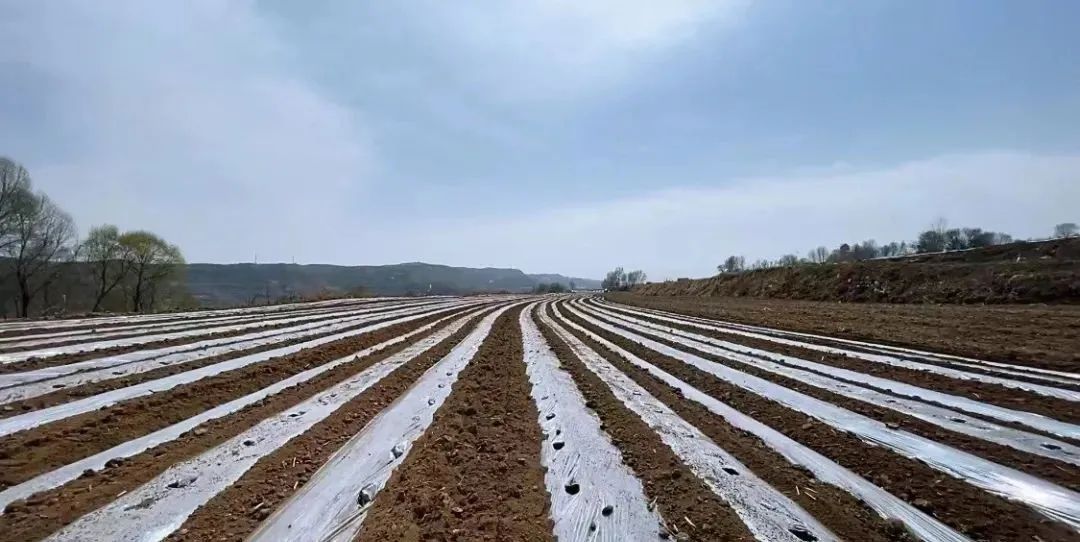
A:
[0, 298, 375, 335]
[600, 298, 1080, 384]
[0, 300, 444, 365]
[596, 299, 1080, 391]
[37, 301, 493, 542]
[519, 302, 660, 541]
[248, 302, 524, 542]
[565, 302, 1080, 532]
[578, 299, 1080, 460]
[0, 303, 380, 351]
[0, 305, 487, 514]
[356, 304, 554, 541]
[0, 300, 477, 406]
[552, 302, 972, 541]
[0, 300, 450, 385]
[544, 305, 837, 542]
[0, 303, 473, 438]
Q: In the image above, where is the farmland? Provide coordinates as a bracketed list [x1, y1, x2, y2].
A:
[0, 295, 1077, 541]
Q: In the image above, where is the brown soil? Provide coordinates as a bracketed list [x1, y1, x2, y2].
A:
[561, 305, 1079, 542]
[536, 307, 774, 541]
[0, 307, 454, 419]
[0, 302, 420, 375]
[0, 309, 466, 490]
[592, 305, 1080, 426]
[0, 310, 482, 542]
[358, 306, 554, 542]
[608, 294, 1080, 372]
[631, 237, 1080, 304]
[164, 311, 491, 542]
[0, 300, 397, 340]
[583, 307, 1080, 491]
[0, 306, 369, 354]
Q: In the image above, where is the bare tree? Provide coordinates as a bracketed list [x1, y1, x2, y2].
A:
[778, 254, 799, 267]
[81, 224, 131, 311]
[2, 192, 77, 317]
[718, 255, 745, 274]
[1054, 222, 1079, 238]
[119, 231, 184, 312]
[601, 267, 625, 291]
[807, 246, 829, 263]
[0, 157, 34, 254]
[625, 270, 647, 286]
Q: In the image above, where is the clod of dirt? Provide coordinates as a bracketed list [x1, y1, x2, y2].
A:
[564, 481, 580, 495]
[167, 475, 198, 489]
[243, 439, 256, 446]
[789, 526, 818, 541]
[391, 443, 406, 459]
[357, 483, 376, 507]
[601, 504, 614, 517]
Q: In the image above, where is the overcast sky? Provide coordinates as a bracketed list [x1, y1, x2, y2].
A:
[2, 1, 1079, 280]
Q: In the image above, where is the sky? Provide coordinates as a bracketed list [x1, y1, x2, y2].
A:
[1, 1, 1079, 280]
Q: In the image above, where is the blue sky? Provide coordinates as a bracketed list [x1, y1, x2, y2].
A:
[2, 1, 1078, 279]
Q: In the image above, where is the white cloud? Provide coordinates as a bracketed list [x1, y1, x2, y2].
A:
[389, 151, 1080, 278]
[390, 0, 745, 101]
[1, 1, 372, 262]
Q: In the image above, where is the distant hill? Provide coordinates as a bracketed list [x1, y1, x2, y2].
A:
[184, 262, 599, 306]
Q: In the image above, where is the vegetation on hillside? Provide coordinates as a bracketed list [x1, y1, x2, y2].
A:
[601, 267, 647, 291]
[717, 219, 1075, 275]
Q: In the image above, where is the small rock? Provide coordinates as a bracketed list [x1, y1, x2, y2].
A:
[601, 504, 614, 517]
[452, 506, 464, 516]
[80, 469, 97, 478]
[243, 439, 256, 446]
[2, 406, 13, 412]
[564, 481, 580, 495]
[912, 498, 933, 511]
[800, 422, 813, 431]
[104, 457, 125, 469]
[192, 428, 208, 437]
[886, 422, 900, 430]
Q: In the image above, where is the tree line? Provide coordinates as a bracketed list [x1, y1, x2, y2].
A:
[601, 267, 647, 291]
[533, 282, 569, 294]
[1, 157, 187, 318]
[718, 219, 1078, 274]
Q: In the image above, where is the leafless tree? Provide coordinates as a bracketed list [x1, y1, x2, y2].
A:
[718, 255, 745, 274]
[2, 192, 77, 316]
[1054, 222, 1078, 238]
[0, 157, 33, 254]
[807, 246, 829, 263]
[625, 270, 647, 286]
[778, 254, 800, 267]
